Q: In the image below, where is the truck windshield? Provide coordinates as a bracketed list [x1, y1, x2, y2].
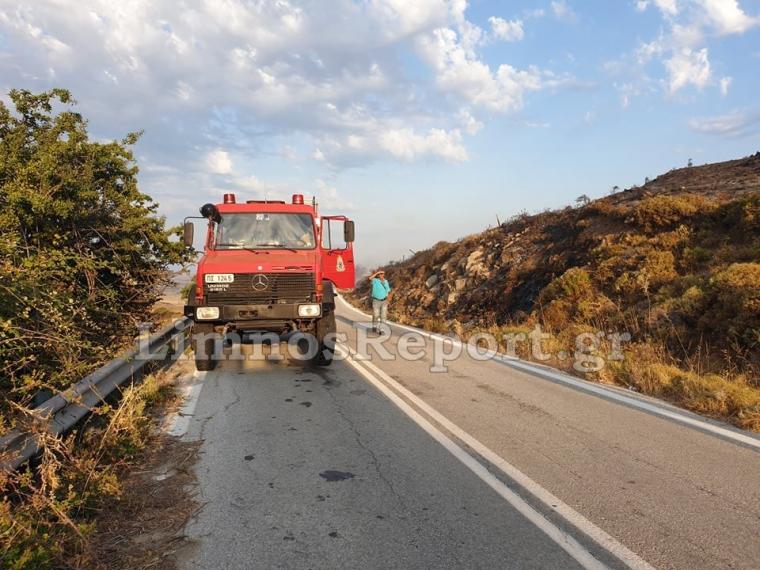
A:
[214, 213, 315, 250]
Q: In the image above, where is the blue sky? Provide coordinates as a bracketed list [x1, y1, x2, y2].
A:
[1, 1, 759, 266]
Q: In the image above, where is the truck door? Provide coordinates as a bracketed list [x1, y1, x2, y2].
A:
[320, 216, 356, 289]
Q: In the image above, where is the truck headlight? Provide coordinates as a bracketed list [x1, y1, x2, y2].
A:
[298, 304, 321, 317]
[196, 307, 220, 320]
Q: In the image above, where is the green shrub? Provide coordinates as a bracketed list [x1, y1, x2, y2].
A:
[682, 246, 712, 267]
[0, 373, 176, 568]
[539, 267, 594, 303]
[707, 263, 760, 348]
[640, 250, 678, 289]
[712, 263, 760, 308]
[0, 89, 190, 419]
[633, 194, 715, 232]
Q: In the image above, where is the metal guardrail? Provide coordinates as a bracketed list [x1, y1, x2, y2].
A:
[0, 317, 191, 472]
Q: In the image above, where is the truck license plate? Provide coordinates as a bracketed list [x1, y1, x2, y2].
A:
[204, 274, 235, 283]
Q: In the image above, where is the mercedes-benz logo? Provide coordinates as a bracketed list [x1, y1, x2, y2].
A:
[251, 273, 269, 291]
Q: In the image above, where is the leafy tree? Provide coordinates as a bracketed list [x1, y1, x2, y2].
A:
[0, 89, 189, 415]
[575, 194, 591, 207]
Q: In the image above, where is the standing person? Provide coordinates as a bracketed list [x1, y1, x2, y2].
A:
[369, 269, 391, 334]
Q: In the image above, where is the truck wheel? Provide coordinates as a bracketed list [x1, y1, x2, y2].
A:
[191, 323, 217, 371]
[186, 283, 198, 305]
[312, 310, 336, 366]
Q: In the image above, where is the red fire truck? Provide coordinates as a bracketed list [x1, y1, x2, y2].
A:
[182, 193, 355, 370]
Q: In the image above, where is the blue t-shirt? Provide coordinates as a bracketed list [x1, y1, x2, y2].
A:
[371, 278, 391, 300]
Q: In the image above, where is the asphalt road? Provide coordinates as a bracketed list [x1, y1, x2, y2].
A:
[174, 298, 760, 569]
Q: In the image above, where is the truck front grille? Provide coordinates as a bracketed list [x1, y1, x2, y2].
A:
[204, 272, 315, 304]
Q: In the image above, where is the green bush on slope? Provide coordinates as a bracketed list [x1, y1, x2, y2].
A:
[0, 89, 189, 426]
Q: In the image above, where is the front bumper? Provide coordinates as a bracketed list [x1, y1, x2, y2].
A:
[184, 303, 320, 323]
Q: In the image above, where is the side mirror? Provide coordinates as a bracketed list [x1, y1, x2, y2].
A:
[183, 221, 194, 248]
[344, 220, 355, 243]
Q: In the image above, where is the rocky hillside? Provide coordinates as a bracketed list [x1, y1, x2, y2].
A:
[351, 153, 760, 429]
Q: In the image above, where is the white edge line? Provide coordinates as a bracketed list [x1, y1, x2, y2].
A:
[495, 358, 760, 449]
[165, 372, 205, 437]
[336, 297, 760, 451]
[336, 345, 612, 570]
[344, 348, 654, 570]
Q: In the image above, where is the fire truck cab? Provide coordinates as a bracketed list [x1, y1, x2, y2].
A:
[183, 193, 355, 370]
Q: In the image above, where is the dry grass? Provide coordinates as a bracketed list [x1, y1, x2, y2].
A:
[88, 436, 201, 569]
[617, 358, 760, 431]
[345, 291, 760, 432]
[0, 364, 192, 569]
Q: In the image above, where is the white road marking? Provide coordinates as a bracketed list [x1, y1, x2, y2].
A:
[493, 357, 760, 450]
[336, 296, 760, 451]
[165, 372, 206, 437]
[337, 344, 649, 570]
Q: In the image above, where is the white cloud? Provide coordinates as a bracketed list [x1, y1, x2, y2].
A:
[637, 0, 759, 37]
[622, 0, 758, 98]
[314, 179, 355, 211]
[0, 11, 70, 56]
[664, 47, 711, 93]
[689, 109, 760, 137]
[523, 120, 551, 129]
[368, 0, 459, 39]
[382, 127, 467, 162]
[636, 39, 665, 64]
[416, 27, 542, 112]
[636, 0, 679, 16]
[316, 125, 468, 165]
[458, 107, 484, 134]
[654, 0, 679, 16]
[671, 22, 704, 46]
[206, 150, 233, 174]
[614, 80, 657, 108]
[488, 17, 524, 42]
[697, 0, 758, 34]
[719, 76, 732, 96]
[551, 1, 577, 21]
[304, 101, 471, 165]
[0, 0, 569, 175]
[233, 174, 268, 192]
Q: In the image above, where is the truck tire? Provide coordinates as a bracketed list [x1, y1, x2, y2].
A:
[186, 283, 198, 305]
[191, 323, 217, 371]
[312, 310, 336, 366]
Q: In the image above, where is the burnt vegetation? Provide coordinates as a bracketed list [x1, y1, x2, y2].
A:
[351, 154, 760, 429]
